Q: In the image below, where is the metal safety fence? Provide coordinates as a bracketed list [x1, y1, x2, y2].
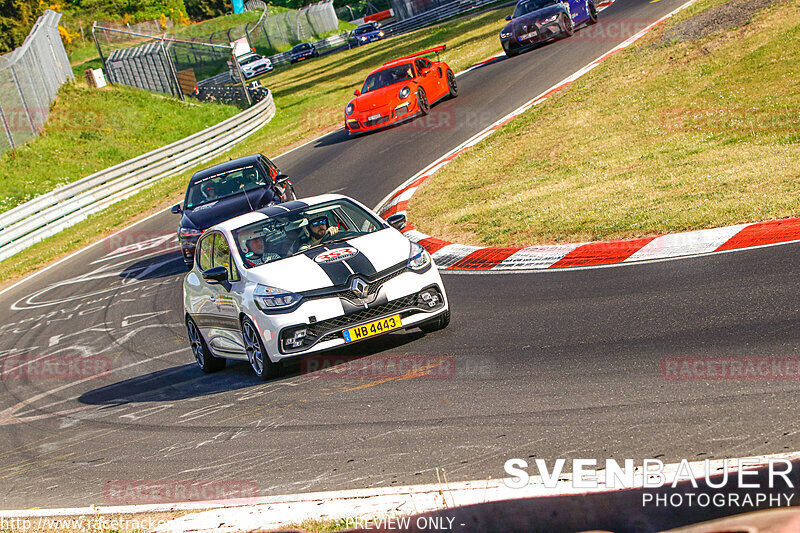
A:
[0, 92, 276, 263]
[93, 23, 268, 107]
[244, 0, 339, 50]
[0, 10, 74, 156]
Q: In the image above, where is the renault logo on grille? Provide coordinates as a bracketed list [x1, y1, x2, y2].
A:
[350, 277, 369, 299]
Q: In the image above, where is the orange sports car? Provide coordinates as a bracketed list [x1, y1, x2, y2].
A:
[344, 45, 458, 134]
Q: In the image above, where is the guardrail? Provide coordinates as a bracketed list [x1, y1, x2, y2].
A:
[0, 91, 276, 263]
[267, 33, 349, 66]
[383, 0, 503, 36]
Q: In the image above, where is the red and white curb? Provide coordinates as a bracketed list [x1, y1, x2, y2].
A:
[375, 0, 800, 272]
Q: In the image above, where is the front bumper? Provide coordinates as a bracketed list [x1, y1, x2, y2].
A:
[352, 34, 384, 46]
[243, 64, 273, 78]
[250, 266, 448, 362]
[179, 232, 201, 264]
[501, 19, 565, 51]
[345, 98, 418, 133]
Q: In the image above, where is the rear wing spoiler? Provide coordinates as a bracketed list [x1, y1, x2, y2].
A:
[383, 44, 447, 65]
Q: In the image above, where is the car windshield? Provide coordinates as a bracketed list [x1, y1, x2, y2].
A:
[232, 199, 385, 268]
[293, 43, 310, 51]
[185, 165, 269, 209]
[361, 64, 414, 93]
[238, 55, 262, 65]
[353, 25, 376, 35]
[513, 0, 557, 17]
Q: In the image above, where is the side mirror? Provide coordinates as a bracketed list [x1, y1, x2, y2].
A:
[275, 174, 291, 186]
[171, 204, 182, 214]
[505, 15, 512, 21]
[387, 213, 407, 231]
[353, 89, 361, 96]
[202, 266, 228, 284]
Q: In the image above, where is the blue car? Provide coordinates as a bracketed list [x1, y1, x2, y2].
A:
[349, 22, 385, 47]
[500, 0, 598, 57]
[172, 155, 296, 268]
[289, 42, 319, 64]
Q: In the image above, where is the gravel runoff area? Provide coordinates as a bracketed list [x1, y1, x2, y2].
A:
[662, 0, 784, 42]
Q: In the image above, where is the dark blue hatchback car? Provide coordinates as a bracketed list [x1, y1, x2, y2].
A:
[172, 154, 296, 267]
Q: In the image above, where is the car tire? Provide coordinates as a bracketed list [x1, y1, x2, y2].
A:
[505, 47, 520, 58]
[417, 87, 430, 115]
[562, 13, 575, 37]
[419, 309, 450, 333]
[284, 184, 297, 202]
[446, 69, 458, 98]
[187, 316, 225, 373]
[587, 1, 598, 24]
[241, 316, 281, 380]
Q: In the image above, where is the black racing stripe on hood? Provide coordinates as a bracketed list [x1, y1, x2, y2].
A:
[302, 246, 352, 286]
[280, 200, 308, 211]
[341, 243, 377, 276]
[259, 200, 308, 217]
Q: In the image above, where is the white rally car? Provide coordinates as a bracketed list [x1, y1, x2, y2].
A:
[183, 194, 450, 379]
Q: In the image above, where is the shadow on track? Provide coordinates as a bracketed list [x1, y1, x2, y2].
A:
[118, 251, 185, 281]
[78, 330, 425, 406]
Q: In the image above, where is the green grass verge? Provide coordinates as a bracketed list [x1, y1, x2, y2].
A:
[0, 83, 239, 214]
[0, 6, 513, 287]
[407, 0, 800, 247]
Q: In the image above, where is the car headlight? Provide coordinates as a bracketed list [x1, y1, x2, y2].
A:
[408, 242, 431, 271]
[398, 86, 410, 99]
[361, 36, 368, 41]
[254, 284, 302, 311]
[378, 31, 384, 36]
[345, 103, 355, 115]
[542, 14, 558, 23]
[179, 227, 203, 238]
[500, 30, 512, 38]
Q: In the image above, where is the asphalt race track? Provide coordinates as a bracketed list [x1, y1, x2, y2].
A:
[2, 0, 799, 510]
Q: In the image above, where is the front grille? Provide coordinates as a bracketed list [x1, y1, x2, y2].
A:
[367, 267, 406, 296]
[280, 293, 420, 354]
[364, 116, 390, 127]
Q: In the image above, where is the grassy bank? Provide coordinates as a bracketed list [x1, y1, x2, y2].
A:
[407, 0, 800, 246]
[0, 7, 512, 286]
[0, 84, 239, 214]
